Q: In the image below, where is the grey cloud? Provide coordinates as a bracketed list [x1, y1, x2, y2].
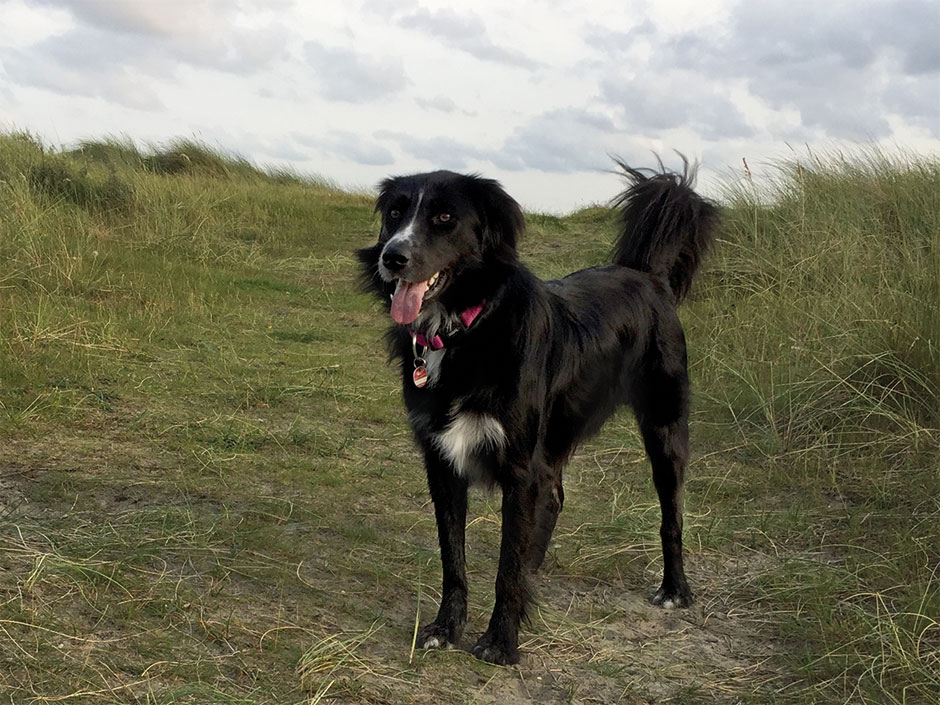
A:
[661, 0, 935, 139]
[415, 95, 458, 113]
[30, 0, 194, 36]
[738, 0, 939, 76]
[601, 73, 755, 140]
[884, 75, 940, 136]
[258, 139, 313, 163]
[174, 26, 291, 74]
[0, 71, 19, 108]
[582, 20, 655, 54]
[379, 108, 638, 174]
[374, 130, 486, 170]
[398, 8, 539, 70]
[303, 42, 409, 102]
[297, 131, 396, 167]
[31, 0, 295, 41]
[360, 0, 418, 20]
[727, 0, 939, 122]
[5, 2, 292, 109]
[896, 25, 940, 75]
[186, 130, 310, 166]
[661, 0, 938, 79]
[568, 110, 618, 133]
[586, 1, 938, 141]
[415, 95, 477, 117]
[20, 26, 148, 75]
[492, 108, 623, 173]
[3, 41, 163, 110]
[23, 0, 293, 75]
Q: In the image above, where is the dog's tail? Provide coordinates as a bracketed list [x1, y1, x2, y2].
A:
[611, 156, 720, 303]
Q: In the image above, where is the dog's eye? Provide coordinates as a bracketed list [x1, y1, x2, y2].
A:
[433, 213, 452, 225]
[389, 209, 401, 219]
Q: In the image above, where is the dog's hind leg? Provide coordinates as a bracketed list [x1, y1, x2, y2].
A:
[639, 414, 694, 608]
[526, 473, 564, 572]
[417, 448, 470, 650]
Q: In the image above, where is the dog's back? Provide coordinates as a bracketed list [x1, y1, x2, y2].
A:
[538, 160, 719, 459]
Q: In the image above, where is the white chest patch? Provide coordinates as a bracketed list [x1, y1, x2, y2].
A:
[434, 410, 506, 478]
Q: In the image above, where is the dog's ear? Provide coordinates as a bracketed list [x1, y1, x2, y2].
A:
[471, 176, 524, 253]
[374, 177, 394, 215]
[373, 176, 400, 241]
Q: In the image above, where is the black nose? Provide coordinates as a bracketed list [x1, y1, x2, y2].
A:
[382, 246, 409, 272]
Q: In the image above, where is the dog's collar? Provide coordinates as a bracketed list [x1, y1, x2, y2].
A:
[410, 300, 486, 350]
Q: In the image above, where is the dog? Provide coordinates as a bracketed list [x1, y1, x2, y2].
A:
[357, 159, 720, 665]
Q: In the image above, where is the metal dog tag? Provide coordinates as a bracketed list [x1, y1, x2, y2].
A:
[413, 365, 428, 388]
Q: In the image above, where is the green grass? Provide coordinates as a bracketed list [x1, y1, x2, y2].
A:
[1, 133, 937, 704]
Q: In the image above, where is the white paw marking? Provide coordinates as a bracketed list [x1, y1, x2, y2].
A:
[661, 598, 676, 609]
[422, 636, 440, 649]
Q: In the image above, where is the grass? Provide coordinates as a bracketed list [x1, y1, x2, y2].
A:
[0, 132, 937, 704]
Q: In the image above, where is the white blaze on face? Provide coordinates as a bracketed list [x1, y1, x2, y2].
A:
[384, 189, 424, 251]
[385, 190, 431, 325]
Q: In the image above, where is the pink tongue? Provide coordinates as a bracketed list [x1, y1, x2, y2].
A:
[390, 279, 430, 324]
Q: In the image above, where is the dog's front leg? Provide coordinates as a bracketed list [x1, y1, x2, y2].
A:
[417, 448, 469, 650]
[472, 479, 534, 665]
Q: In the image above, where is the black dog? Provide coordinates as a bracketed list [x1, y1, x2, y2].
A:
[357, 160, 719, 665]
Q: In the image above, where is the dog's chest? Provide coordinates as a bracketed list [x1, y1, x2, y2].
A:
[411, 397, 507, 483]
[434, 407, 506, 481]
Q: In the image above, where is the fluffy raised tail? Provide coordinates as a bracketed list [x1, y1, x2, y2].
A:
[611, 157, 720, 303]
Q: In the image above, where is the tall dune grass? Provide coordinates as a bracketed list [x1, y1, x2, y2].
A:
[685, 149, 939, 704]
[690, 148, 938, 465]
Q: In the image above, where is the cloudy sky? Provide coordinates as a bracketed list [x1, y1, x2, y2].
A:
[0, 0, 937, 211]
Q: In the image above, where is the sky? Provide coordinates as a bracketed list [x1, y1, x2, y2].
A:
[0, 0, 937, 212]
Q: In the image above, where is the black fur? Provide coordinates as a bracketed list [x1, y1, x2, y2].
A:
[357, 161, 719, 665]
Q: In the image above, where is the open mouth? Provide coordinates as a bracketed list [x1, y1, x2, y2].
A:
[390, 270, 448, 325]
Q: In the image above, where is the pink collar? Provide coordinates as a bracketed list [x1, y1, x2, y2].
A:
[459, 301, 485, 328]
[412, 300, 486, 350]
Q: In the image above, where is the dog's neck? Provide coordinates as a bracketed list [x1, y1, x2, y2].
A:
[409, 299, 486, 350]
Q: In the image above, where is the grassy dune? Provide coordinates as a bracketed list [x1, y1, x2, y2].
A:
[0, 132, 937, 704]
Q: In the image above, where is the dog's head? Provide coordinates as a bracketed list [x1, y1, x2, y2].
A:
[358, 170, 524, 326]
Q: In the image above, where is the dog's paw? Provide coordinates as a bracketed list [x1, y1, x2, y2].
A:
[471, 632, 520, 665]
[651, 582, 694, 609]
[416, 622, 456, 650]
